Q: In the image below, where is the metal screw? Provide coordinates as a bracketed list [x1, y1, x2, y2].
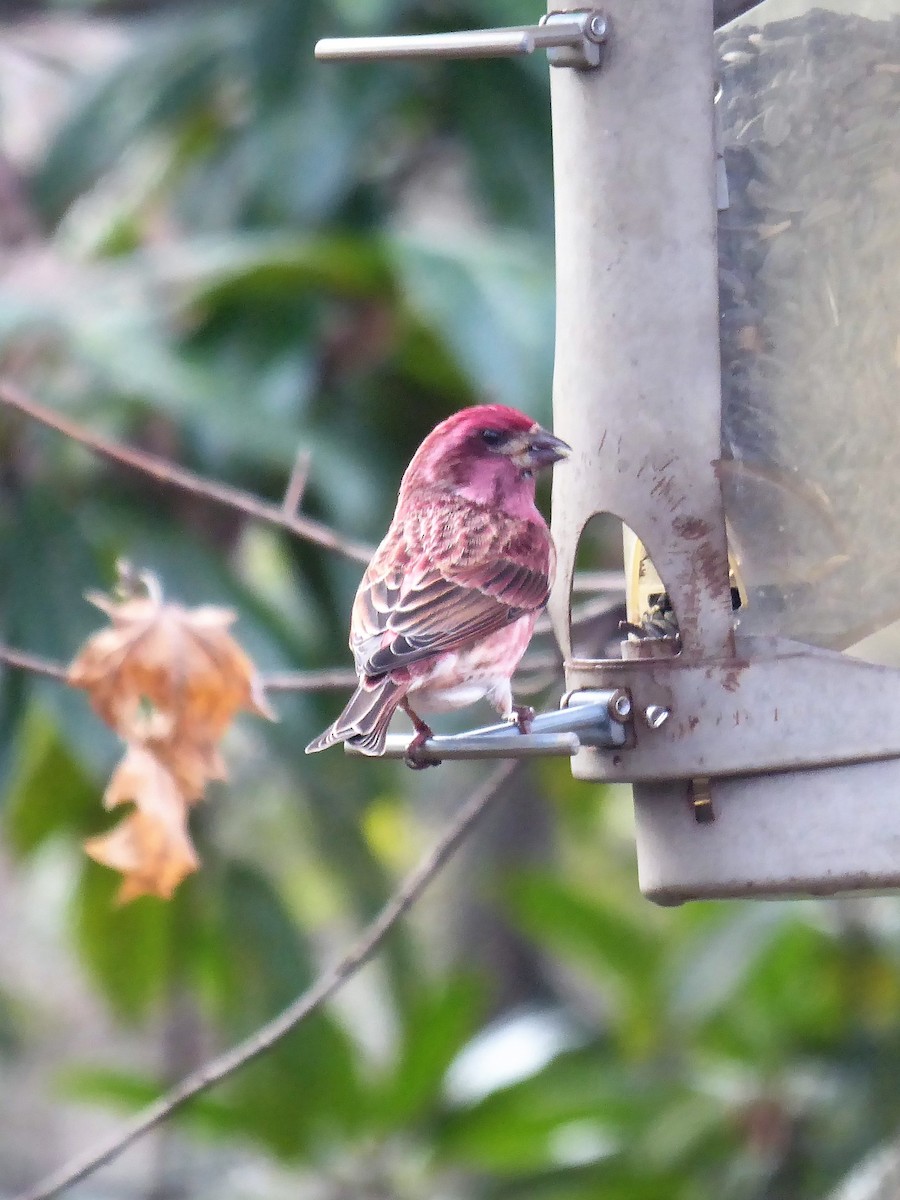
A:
[607, 689, 632, 723]
[690, 776, 715, 824]
[644, 704, 670, 729]
[587, 13, 608, 42]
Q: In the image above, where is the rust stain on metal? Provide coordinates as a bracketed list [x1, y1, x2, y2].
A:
[696, 539, 724, 591]
[670, 512, 732, 644]
[672, 515, 710, 541]
[650, 474, 678, 502]
[721, 667, 742, 693]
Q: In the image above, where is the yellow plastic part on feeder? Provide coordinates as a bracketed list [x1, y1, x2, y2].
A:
[623, 527, 747, 634]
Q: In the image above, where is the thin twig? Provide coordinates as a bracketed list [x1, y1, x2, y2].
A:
[0, 380, 373, 565]
[571, 570, 626, 594]
[0, 644, 68, 681]
[268, 652, 568, 693]
[0, 644, 361, 693]
[0, 644, 564, 697]
[263, 668, 359, 692]
[533, 594, 624, 638]
[15, 760, 520, 1200]
[282, 448, 311, 517]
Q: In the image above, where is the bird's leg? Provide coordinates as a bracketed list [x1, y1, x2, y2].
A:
[511, 704, 535, 735]
[493, 683, 534, 736]
[400, 698, 442, 770]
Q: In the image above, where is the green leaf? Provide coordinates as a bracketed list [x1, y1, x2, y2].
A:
[4, 705, 100, 854]
[389, 231, 555, 416]
[442, 57, 555, 232]
[0, 987, 22, 1058]
[437, 1044, 658, 1174]
[33, 12, 241, 222]
[74, 858, 175, 1022]
[146, 233, 393, 304]
[486, 1162, 692, 1200]
[61, 1066, 240, 1137]
[2, 489, 114, 773]
[3, 489, 102, 659]
[667, 903, 791, 1027]
[375, 975, 484, 1128]
[506, 872, 662, 999]
[204, 861, 364, 1157]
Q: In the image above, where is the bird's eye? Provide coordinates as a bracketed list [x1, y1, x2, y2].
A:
[480, 429, 503, 447]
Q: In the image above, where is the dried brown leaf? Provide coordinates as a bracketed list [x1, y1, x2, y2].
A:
[151, 736, 228, 803]
[70, 572, 275, 902]
[69, 589, 274, 742]
[85, 744, 199, 902]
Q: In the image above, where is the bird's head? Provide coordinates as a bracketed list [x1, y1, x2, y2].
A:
[400, 404, 570, 517]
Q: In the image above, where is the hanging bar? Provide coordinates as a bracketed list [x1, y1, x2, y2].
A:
[316, 29, 535, 62]
[315, 12, 607, 70]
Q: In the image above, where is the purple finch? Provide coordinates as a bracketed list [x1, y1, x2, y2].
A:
[305, 405, 569, 767]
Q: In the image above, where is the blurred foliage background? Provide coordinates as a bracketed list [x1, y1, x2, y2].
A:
[0, 1, 899, 1198]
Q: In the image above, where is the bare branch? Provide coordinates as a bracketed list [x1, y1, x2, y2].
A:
[0, 643, 364, 694]
[0, 380, 374, 565]
[282, 447, 312, 517]
[263, 667, 359, 692]
[15, 760, 521, 1200]
[571, 570, 625, 594]
[0, 644, 68, 681]
[0, 641, 568, 697]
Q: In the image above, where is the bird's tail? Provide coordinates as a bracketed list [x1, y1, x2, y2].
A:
[305, 677, 406, 757]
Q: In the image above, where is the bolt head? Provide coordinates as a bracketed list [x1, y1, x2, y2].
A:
[608, 689, 632, 722]
[644, 705, 670, 730]
[587, 13, 608, 42]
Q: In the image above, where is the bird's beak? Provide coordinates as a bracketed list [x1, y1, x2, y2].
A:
[508, 425, 571, 471]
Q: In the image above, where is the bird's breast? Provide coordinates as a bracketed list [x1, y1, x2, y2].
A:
[405, 615, 536, 712]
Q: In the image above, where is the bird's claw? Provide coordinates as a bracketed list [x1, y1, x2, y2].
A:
[404, 726, 442, 770]
[511, 704, 535, 735]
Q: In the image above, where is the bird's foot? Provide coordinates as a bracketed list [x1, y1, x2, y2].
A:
[404, 725, 442, 770]
[511, 704, 535, 735]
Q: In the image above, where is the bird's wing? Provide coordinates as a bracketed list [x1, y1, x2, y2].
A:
[351, 543, 551, 679]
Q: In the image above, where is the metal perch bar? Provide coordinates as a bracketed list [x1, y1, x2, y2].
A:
[350, 732, 582, 762]
[345, 692, 628, 762]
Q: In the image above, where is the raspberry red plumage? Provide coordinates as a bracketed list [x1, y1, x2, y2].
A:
[305, 405, 569, 763]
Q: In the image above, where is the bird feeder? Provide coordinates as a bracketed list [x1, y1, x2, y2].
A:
[316, 0, 900, 903]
